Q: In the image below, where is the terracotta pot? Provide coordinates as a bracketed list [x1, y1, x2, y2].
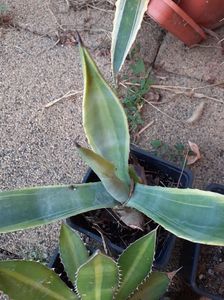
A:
[179, 0, 224, 29]
[147, 0, 206, 46]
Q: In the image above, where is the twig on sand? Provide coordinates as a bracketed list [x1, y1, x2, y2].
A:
[69, 0, 114, 11]
[150, 84, 224, 104]
[47, 3, 64, 30]
[177, 150, 189, 188]
[44, 90, 82, 108]
[64, 0, 70, 9]
[134, 120, 155, 142]
[122, 80, 224, 104]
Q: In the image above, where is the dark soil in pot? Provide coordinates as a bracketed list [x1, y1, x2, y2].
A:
[195, 184, 224, 299]
[181, 184, 224, 300]
[197, 245, 224, 297]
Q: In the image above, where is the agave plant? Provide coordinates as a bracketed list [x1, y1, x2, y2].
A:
[0, 34, 224, 246]
[0, 224, 173, 300]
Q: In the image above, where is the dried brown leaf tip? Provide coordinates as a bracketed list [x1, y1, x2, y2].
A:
[57, 30, 78, 46]
[187, 141, 201, 165]
[186, 101, 205, 124]
[167, 268, 181, 280]
[114, 207, 144, 231]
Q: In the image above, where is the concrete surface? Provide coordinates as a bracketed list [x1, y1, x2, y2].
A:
[138, 72, 224, 188]
[0, 1, 224, 299]
[155, 26, 224, 83]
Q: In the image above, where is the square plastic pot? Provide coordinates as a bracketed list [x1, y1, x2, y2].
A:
[66, 145, 193, 269]
[181, 183, 224, 300]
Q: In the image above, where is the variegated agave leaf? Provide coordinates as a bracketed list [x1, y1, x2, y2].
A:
[115, 230, 156, 300]
[76, 144, 129, 203]
[128, 184, 224, 246]
[78, 33, 131, 188]
[129, 271, 172, 300]
[111, 0, 149, 75]
[59, 223, 89, 283]
[0, 261, 78, 300]
[76, 252, 119, 300]
[0, 183, 118, 233]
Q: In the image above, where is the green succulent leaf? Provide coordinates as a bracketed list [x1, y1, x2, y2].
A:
[76, 252, 118, 300]
[59, 223, 89, 283]
[76, 145, 129, 203]
[128, 184, 224, 246]
[0, 261, 78, 300]
[111, 0, 149, 74]
[129, 272, 171, 300]
[0, 182, 118, 233]
[78, 36, 130, 187]
[116, 229, 156, 300]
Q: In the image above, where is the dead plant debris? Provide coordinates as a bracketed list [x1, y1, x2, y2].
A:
[44, 90, 82, 108]
[69, 0, 115, 11]
[57, 30, 78, 46]
[187, 141, 201, 165]
[186, 101, 205, 124]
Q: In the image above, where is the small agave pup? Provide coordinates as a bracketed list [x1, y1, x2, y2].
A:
[0, 224, 174, 300]
[0, 34, 224, 246]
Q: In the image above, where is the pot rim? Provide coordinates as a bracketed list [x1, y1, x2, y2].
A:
[147, 0, 206, 46]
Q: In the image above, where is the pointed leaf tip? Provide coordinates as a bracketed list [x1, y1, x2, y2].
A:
[75, 30, 83, 46]
[116, 230, 156, 300]
[76, 145, 129, 203]
[111, 0, 149, 74]
[75, 142, 81, 148]
[167, 267, 181, 280]
[59, 223, 89, 283]
[76, 252, 118, 300]
[79, 35, 130, 186]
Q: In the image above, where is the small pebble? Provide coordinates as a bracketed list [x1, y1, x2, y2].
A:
[208, 269, 214, 275]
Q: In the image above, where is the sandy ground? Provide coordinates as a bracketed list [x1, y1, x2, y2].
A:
[0, 0, 224, 299]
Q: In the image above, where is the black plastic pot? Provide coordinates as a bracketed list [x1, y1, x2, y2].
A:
[66, 145, 193, 269]
[181, 183, 224, 300]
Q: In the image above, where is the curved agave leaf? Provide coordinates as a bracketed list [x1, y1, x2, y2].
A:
[127, 184, 224, 246]
[76, 145, 129, 203]
[116, 230, 156, 300]
[78, 36, 130, 187]
[0, 261, 78, 300]
[111, 0, 149, 75]
[0, 182, 118, 233]
[129, 272, 171, 300]
[59, 224, 89, 283]
[76, 252, 118, 300]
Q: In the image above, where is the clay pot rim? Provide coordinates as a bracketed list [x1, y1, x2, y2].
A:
[148, 0, 206, 42]
[178, 0, 224, 29]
